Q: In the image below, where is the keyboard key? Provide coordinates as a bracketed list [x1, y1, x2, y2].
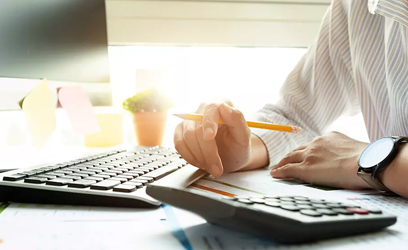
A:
[110, 177, 128, 183]
[92, 174, 111, 180]
[35, 174, 55, 180]
[3, 174, 26, 181]
[128, 179, 149, 186]
[46, 178, 74, 186]
[85, 176, 105, 182]
[116, 175, 133, 181]
[104, 169, 124, 174]
[300, 209, 322, 217]
[123, 182, 144, 189]
[137, 176, 154, 183]
[100, 172, 118, 177]
[70, 173, 90, 178]
[68, 179, 97, 188]
[121, 172, 140, 178]
[144, 165, 178, 180]
[90, 180, 121, 190]
[80, 170, 98, 175]
[25, 177, 48, 184]
[63, 175, 82, 181]
[113, 184, 137, 193]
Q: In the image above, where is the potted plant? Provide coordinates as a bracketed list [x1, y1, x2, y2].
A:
[123, 88, 173, 146]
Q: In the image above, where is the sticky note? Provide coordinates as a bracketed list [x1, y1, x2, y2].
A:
[21, 80, 56, 149]
[58, 86, 100, 135]
[84, 113, 123, 147]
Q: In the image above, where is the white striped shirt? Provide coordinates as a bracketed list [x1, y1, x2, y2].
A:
[252, 0, 408, 166]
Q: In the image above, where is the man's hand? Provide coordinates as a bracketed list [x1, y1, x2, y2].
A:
[271, 131, 371, 189]
[174, 102, 254, 177]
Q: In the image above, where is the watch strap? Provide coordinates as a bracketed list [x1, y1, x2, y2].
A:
[357, 170, 392, 192]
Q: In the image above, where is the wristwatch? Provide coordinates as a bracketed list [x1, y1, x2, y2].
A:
[357, 136, 408, 192]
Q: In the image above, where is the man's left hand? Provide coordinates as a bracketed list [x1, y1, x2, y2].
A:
[271, 131, 371, 189]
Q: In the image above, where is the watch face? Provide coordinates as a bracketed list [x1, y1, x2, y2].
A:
[359, 137, 394, 169]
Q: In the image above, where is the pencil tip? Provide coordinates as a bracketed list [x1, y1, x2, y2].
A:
[172, 113, 185, 119]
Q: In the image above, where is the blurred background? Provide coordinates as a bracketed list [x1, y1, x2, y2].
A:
[0, 0, 367, 168]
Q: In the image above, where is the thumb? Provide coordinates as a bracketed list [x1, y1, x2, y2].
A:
[219, 103, 250, 146]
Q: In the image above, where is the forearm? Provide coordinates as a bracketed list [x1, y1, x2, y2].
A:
[241, 134, 269, 171]
[379, 143, 408, 198]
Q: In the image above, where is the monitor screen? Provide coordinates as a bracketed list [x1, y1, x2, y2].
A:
[0, 0, 110, 83]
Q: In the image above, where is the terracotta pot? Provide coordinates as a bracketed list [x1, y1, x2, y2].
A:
[132, 111, 167, 146]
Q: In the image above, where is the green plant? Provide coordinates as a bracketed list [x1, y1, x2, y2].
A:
[122, 88, 174, 113]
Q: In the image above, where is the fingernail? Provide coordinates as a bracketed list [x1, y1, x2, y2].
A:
[212, 164, 222, 177]
[204, 127, 214, 139]
[223, 103, 232, 115]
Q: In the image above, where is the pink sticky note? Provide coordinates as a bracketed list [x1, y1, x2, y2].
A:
[58, 86, 100, 135]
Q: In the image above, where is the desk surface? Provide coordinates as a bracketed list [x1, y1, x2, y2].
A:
[0, 169, 408, 249]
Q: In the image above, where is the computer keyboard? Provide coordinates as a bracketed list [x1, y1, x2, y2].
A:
[0, 146, 188, 208]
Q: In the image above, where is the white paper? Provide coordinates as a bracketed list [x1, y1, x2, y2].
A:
[0, 203, 182, 250]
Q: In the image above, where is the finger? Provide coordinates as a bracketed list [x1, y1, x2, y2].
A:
[218, 103, 250, 146]
[174, 123, 201, 168]
[271, 163, 303, 179]
[275, 150, 304, 169]
[202, 103, 221, 141]
[182, 121, 206, 166]
[195, 122, 223, 177]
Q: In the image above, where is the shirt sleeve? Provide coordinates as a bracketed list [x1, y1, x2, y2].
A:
[251, 0, 360, 167]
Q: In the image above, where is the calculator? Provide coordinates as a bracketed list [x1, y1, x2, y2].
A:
[146, 165, 397, 243]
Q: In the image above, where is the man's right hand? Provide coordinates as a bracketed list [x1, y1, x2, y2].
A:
[173, 102, 255, 177]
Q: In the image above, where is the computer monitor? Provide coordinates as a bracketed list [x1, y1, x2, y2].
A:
[0, 0, 111, 110]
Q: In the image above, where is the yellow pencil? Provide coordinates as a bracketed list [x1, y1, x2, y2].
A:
[173, 113, 301, 133]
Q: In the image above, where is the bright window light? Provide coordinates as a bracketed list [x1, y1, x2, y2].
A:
[109, 46, 306, 116]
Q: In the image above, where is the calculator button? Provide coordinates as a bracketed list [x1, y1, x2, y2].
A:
[365, 207, 382, 214]
[295, 200, 311, 205]
[280, 201, 296, 205]
[293, 196, 309, 201]
[237, 199, 254, 204]
[281, 205, 300, 211]
[265, 201, 280, 207]
[265, 198, 280, 203]
[312, 204, 330, 209]
[346, 208, 369, 215]
[297, 204, 314, 210]
[279, 197, 294, 202]
[249, 198, 265, 204]
[316, 209, 338, 216]
[310, 199, 326, 204]
[300, 209, 322, 217]
[332, 208, 354, 215]
[341, 203, 360, 208]
[326, 203, 346, 208]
